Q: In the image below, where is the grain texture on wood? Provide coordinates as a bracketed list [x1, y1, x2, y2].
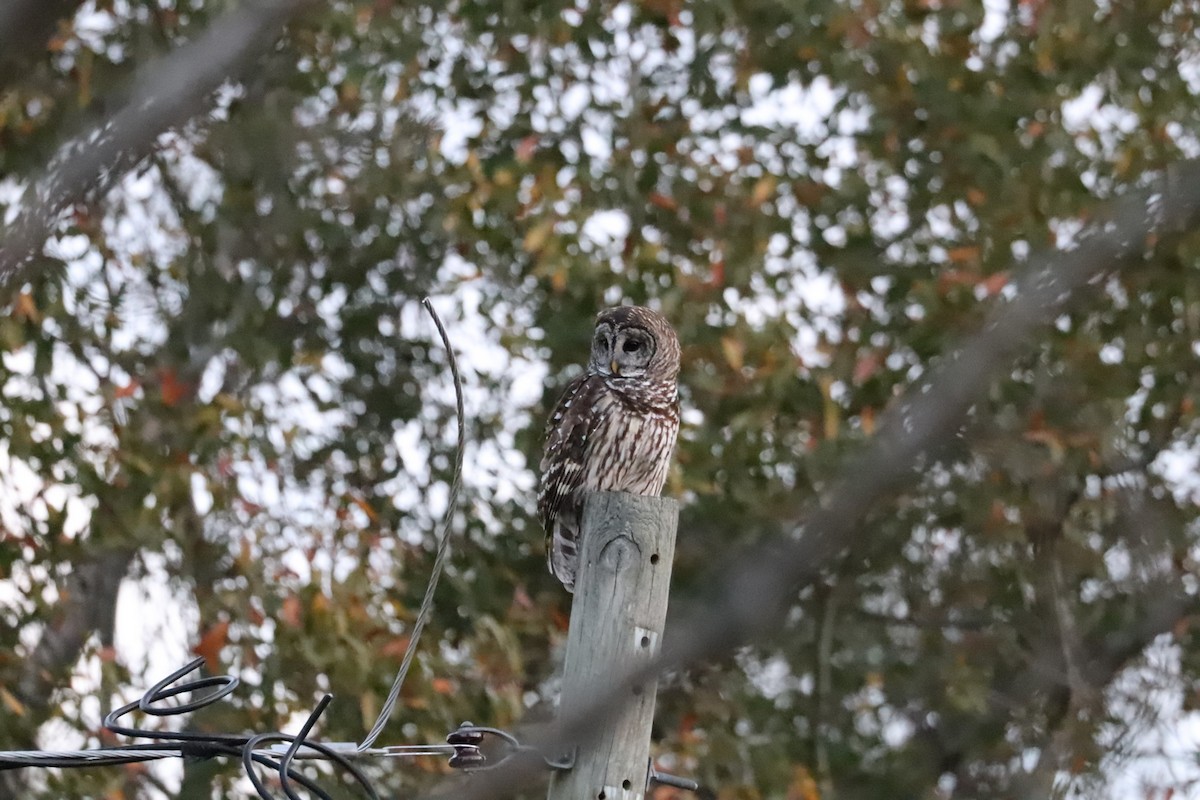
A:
[547, 491, 679, 800]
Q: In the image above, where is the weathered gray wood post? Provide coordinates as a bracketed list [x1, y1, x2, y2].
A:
[547, 491, 680, 800]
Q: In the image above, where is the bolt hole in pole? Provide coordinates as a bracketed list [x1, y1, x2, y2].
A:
[622, 779, 632, 790]
[639, 635, 650, 648]
[650, 553, 660, 565]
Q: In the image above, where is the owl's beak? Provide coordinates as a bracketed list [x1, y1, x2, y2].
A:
[610, 360, 620, 375]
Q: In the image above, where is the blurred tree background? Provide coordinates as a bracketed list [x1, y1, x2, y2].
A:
[1, 0, 1199, 798]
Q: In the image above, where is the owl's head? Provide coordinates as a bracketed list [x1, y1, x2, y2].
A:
[587, 305, 680, 383]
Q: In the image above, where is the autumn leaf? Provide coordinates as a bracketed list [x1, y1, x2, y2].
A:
[158, 367, 191, 407]
[749, 175, 776, 208]
[852, 351, 882, 385]
[551, 607, 570, 631]
[192, 620, 229, 671]
[0, 686, 26, 717]
[280, 594, 303, 628]
[515, 134, 538, 163]
[677, 712, 700, 744]
[648, 191, 678, 211]
[511, 584, 534, 611]
[311, 591, 330, 615]
[946, 245, 980, 265]
[980, 271, 1009, 296]
[720, 336, 745, 371]
[380, 636, 412, 660]
[786, 766, 820, 800]
[708, 258, 725, 287]
[550, 266, 568, 293]
[523, 218, 555, 253]
[114, 380, 141, 399]
[860, 406, 875, 435]
[13, 292, 40, 323]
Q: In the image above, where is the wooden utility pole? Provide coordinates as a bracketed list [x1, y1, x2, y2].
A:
[547, 491, 679, 800]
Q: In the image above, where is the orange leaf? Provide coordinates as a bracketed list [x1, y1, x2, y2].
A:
[311, 592, 330, 615]
[936, 269, 973, 295]
[946, 245, 980, 264]
[511, 585, 534, 611]
[852, 352, 881, 385]
[523, 219, 555, 253]
[551, 607, 570, 631]
[279, 595, 303, 628]
[380, 636, 411, 660]
[980, 271, 1009, 296]
[648, 192, 677, 212]
[720, 336, 745, 372]
[787, 765, 821, 800]
[431, 677, 455, 695]
[677, 712, 700, 744]
[192, 620, 229, 671]
[749, 176, 777, 208]
[13, 291, 39, 323]
[550, 266, 568, 293]
[966, 187, 986, 206]
[0, 687, 26, 717]
[515, 134, 538, 163]
[158, 368, 191, 407]
[708, 259, 725, 288]
[114, 380, 141, 399]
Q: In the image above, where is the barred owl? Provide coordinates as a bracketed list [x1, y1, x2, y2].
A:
[538, 306, 681, 593]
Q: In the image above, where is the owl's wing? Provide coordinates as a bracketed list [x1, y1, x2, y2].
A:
[537, 373, 605, 532]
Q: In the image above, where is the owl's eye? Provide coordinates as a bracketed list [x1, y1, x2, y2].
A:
[623, 340, 641, 353]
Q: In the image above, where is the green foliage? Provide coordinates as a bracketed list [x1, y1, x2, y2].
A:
[2, 1, 1199, 798]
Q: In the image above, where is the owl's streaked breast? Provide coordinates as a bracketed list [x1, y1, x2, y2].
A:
[582, 389, 679, 497]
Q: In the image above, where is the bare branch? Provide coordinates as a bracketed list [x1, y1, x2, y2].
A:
[417, 160, 1200, 800]
[16, 546, 134, 711]
[0, 0, 306, 303]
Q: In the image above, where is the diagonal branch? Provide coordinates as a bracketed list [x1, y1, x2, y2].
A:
[0, 0, 306, 304]
[16, 546, 136, 713]
[418, 160, 1200, 800]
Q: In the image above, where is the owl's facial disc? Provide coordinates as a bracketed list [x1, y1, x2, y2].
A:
[611, 326, 656, 376]
[589, 323, 615, 373]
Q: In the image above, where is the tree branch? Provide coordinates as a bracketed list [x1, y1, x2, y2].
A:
[0, 0, 306, 303]
[16, 546, 135, 712]
[416, 160, 1200, 800]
